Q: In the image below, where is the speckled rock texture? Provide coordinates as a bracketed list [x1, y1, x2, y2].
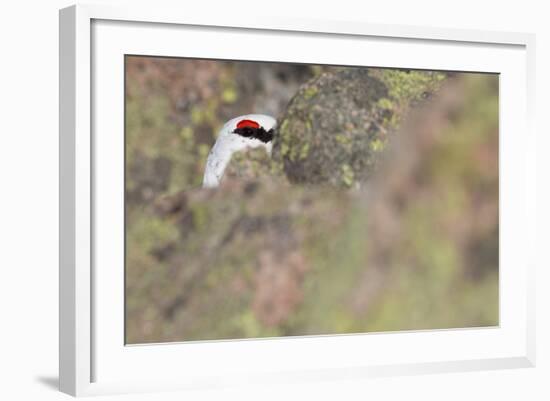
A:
[272, 68, 446, 187]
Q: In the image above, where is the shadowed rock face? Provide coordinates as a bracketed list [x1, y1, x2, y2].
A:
[273, 68, 446, 187]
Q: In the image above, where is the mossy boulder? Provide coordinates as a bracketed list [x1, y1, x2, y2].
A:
[272, 68, 446, 187]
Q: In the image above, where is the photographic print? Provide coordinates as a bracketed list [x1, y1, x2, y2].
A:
[125, 56, 499, 344]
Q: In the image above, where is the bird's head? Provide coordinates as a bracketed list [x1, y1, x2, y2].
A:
[220, 114, 276, 147]
[202, 114, 276, 188]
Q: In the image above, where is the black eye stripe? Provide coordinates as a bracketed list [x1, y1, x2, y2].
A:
[233, 127, 273, 143]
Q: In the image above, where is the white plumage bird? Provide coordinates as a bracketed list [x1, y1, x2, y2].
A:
[202, 114, 276, 188]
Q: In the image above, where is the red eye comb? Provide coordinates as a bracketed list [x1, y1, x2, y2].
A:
[236, 119, 260, 129]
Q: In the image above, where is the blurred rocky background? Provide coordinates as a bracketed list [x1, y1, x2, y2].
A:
[125, 56, 498, 343]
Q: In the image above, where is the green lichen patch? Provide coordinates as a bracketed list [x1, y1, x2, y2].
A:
[272, 68, 448, 187]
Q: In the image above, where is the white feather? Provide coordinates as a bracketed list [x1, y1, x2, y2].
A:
[202, 114, 276, 188]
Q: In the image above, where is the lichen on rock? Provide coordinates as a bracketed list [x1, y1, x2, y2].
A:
[223, 147, 276, 184]
[272, 68, 446, 187]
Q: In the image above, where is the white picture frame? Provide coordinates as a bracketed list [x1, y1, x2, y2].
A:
[59, 3, 536, 397]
